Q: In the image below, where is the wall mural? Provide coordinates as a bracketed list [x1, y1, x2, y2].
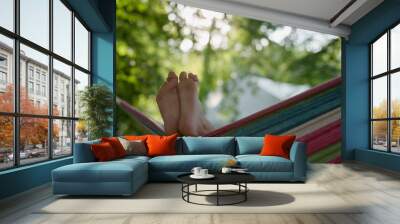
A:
[115, 0, 342, 163]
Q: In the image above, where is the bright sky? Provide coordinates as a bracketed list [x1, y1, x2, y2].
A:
[0, 0, 89, 74]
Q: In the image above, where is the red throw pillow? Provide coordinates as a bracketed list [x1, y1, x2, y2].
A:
[260, 134, 296, 159]
[146, 133, 178, 157]
[101, 137, 127, 158]
[91, 142, 117, 161]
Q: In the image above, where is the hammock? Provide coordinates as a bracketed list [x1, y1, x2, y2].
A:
[116, 77, 341, 137]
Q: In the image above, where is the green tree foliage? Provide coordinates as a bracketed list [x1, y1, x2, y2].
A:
[116, 0, 183, 134]
[116, 0, 341, 135]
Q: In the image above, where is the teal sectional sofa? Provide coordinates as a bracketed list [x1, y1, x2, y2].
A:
[52, 137, 307, 196]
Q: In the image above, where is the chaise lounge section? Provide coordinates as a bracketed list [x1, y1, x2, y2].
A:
[52, 137, 307, 196]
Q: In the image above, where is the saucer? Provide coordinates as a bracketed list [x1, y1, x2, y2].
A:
[190, 174, 215, 179]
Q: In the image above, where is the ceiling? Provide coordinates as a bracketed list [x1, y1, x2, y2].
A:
[173, 0, 384, 37]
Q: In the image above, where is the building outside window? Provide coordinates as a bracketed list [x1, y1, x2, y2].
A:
[0, 0, 91, 170]
[28, 81, 34, 94]
[370, 23, 400, 154]
[0, 54, 7, 89]
[42, 85, 46, 97]
[28, 66, 34, 80]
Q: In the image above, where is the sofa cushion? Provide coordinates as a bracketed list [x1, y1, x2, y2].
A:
[101, 137, 127, 158]
[235, 137, 263, 155]
[149, 154, 235, 172]
[260, 134, 296, 159]
[91, 142, 118, 161]
[147, 134, 178, 157]
[236, 155, 293, 172]
[179, 137, 235, 155]
[53, 158, 147, 183]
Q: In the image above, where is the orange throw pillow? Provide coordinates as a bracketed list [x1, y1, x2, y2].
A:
[101, 137, 127, 158]
[124, 135, 148, 141]
[91, 142, 117, 161]
[260, 134, 296, 159]
[146, 133, 178, 157]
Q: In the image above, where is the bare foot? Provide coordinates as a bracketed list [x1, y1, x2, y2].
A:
[178, 72, 213, 136]
[156, 72, 180, 135]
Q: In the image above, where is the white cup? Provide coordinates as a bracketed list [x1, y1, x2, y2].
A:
[221, 167, 232, 174]
[191, 167, 202, 176]
[200, 169, 208, 176]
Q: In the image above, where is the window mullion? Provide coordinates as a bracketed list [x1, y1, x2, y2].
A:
[71, 10, 76, 155]
[388, 30, 391, 152]
[48, 0, 54, 160]
[13, 0, 20, 167]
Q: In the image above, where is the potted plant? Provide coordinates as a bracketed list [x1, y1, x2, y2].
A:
[79, 84, 113, 140]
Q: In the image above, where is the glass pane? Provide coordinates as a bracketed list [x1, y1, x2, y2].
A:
[391, 120, 400, 153]
[372, 121, 388, 151]
[391, 72, 400, 118]
[0, 116, 14, 170]
[74, 18, 89, 70]
[0, 34, 14, 112]
[0, 0, 14, 31]
[74, 69, 89, 118]
[372, 77, 387, 119]
[53, 59, 72, 117]
[372, 33, 387, 76]
[20, 0, 49, 48]
[391, 24, 400, 70]
[53, 119, 72, 157]
[75, 120, 88, 143]
[53, 0, 72, 60]
[20, 44, 49, 115]
[20, 117, 49, 165]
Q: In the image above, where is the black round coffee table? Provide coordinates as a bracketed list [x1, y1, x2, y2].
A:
[177, 173, 255, 206]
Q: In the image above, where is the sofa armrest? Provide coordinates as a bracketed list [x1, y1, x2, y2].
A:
[289, 141, 307, 181]
[73, 140, 100, 163]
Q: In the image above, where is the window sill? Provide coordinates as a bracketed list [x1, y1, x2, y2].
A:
[0, 156, 72, 176]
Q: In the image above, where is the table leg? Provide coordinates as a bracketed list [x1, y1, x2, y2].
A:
[217, 184, 219, 206]
[245, 183, 247, 201]
[195, 184, 198, 192]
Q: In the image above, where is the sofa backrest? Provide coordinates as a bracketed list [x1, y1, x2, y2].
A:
[235, 137, 263, 155]
[73, 139, 100, 163]
[178, 137, 236, 155]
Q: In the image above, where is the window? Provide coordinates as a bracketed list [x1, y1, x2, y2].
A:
[20, 0, 49, 48]
[28, 67, 34, 80]
[28, 81, 34, 94]
[42, 85, 46, 97]
[0, 71, 6, 85]
[35, 70, 41, 81]
[0, 0, 14, 32]
[0, 55, 7, 67]
[0, 54, 7, 88]
[35, 83, 40, 95]
[0, 0, 91, 170]
[0, 34, 13, 113]
[370, 23, 400, 154]
[75, 18, 90, 70]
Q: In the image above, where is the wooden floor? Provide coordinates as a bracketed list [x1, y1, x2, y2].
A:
[1, 162, 400, 224]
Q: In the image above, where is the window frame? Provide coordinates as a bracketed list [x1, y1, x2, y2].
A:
[370, 21, 400, 154]
[0, 0, 92, 171]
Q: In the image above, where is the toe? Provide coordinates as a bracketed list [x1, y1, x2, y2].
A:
[189, 73, 199, 82]
[167, 71, 177, 81]
[179, 71, 187, 81]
